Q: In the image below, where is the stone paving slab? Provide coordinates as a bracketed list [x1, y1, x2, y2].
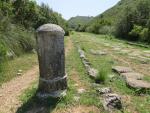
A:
[90, 49, 107, 56]
[121, 72, 144, 80]
[112, 66, 133, 74]
[126, 78, 150, 89]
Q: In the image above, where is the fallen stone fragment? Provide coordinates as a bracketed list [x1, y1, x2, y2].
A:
[96, 87, 112, 95]
[18, 70, 23, 73]
[79, 51, 85, 59]
[17, 73, 22, 76]
[87, 67, 98, 78]
[126, 78, 150, 89]
[112, 66, 133, 74]
[103, 93, 122, 111]
[121, 72, 144, 80]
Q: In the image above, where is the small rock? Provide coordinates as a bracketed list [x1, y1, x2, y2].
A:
[77, 88, 85, 94]
[87, 68, 98, 78]
[17, 73, 22, 76]
[96, 87, 112, 95]
[18, 70, 23, 73]
[74, 96, 80, 101]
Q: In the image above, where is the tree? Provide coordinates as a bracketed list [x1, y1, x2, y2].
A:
[115, 7, 136, 40]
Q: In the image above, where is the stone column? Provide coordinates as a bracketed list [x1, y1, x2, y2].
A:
[36, 24, 67, 98]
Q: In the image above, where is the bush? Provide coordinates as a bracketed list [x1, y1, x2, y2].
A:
[129, 25, 149, 42]
[140, 28, 149, 42]
[129, 25, 143, 41]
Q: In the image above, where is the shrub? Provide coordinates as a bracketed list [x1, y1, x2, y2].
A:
[129, 25, 149, 42]
[140, 28, 149, 42]
[129, 25, 143, 41]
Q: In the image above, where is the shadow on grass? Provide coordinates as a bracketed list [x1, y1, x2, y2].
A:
[16, 93, 59, 113]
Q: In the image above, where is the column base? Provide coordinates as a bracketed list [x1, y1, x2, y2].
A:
[37, 90, 67, 98]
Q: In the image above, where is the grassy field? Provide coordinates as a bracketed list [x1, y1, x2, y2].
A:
[17, 32, 150, 113]
[0, 53, 38, 86]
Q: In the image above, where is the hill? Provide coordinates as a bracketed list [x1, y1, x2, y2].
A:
[86, 0, 150, 43]
[68, 16, 93, 31]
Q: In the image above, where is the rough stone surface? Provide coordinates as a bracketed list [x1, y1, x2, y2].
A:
[126, 78, 150, 89]
[36, 24, 67, 98]
[37, 23, 65, 35]
[96, 87, 112, 95]
[87, 67, 98, 78]
[78, 49, 85, 59]
[121, 72, 144, 80]
[112, 66, 133, 74]
[103, 93, 122, 111]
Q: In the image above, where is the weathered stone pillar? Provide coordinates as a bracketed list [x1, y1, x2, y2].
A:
[36, 24, 67, 98]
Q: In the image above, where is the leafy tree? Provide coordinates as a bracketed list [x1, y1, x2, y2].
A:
[115, 7, 136, 40]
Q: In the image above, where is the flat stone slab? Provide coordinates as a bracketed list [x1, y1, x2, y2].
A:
[90, 49, 107, 55]
[112, 66, 133, 74]
[121, 72, 144, 80]
[126, 78, 150, 89]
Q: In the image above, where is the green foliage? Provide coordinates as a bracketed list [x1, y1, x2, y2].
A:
[86, 19, 111, 34]
[129, 25, 143, 41]
[68, 16, 93, 31]
[129, 25, 149, 42]
[87, 0, 150, 43]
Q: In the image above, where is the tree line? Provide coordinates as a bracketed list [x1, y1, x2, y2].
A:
[0, 0, 69, 65]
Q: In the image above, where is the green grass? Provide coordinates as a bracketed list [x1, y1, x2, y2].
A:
[71, 32, 150, 113]
[0, 53, 37, 86]
[95, 63, 111, 84]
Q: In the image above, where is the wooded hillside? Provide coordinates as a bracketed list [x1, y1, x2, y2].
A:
[86, 0, 150, 43]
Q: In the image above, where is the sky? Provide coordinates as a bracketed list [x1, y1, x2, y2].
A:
[36, 0, 120, 20]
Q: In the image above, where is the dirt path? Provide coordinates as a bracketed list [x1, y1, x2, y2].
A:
[0, 66, 39, 113]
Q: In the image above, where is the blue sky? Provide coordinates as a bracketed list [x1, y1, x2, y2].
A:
[36, 0, 120, 20]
